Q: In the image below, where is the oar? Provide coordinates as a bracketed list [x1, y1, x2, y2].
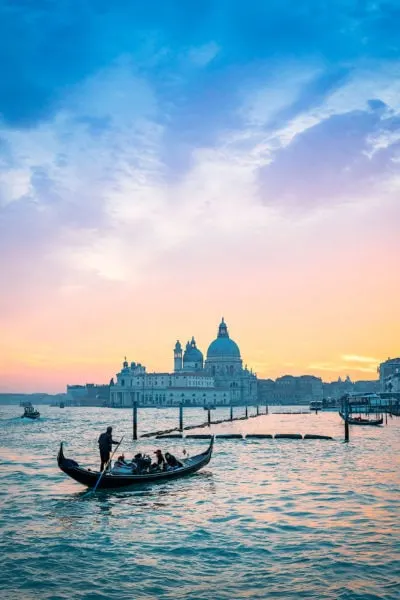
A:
[84, 436, 124, 497]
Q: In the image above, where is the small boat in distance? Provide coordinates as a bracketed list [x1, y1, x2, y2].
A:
[57, 437, 214, 490]
[310, 400, 323, 412]
[21, 404, 40, 419]
[339, 412, 383, 426]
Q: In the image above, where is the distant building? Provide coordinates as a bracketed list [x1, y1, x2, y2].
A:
[273, 375, 323, 405]
[66, 383, 110, 406]
[257, 374, 381, 406]
[323, 376, 354, 401]
[257, 379, 275, 405]
[110, 318, 258, 407]
[352, 380, 380, 394]
[256, 375, 323, 405]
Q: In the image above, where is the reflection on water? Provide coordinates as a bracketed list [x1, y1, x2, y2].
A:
[0, 405, 399, 600]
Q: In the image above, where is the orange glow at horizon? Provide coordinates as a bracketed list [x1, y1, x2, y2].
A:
[1, 182, 399, 393]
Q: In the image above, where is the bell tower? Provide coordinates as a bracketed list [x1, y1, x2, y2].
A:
[174, 340, 183, 372]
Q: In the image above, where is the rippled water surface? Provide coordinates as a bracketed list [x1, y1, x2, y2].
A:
[1, 406, 399, 600]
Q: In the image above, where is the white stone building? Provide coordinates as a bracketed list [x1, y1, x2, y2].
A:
[110, 318, 258, 407]
[384, 371, 400, 393]
[379, 357, 400, 391]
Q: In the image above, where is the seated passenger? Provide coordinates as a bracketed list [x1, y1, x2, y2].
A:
[133, 453, 150, 474]
[115, 454, 128, 467]
[165, 452, 183, 469]
[112, 454, 136, 474]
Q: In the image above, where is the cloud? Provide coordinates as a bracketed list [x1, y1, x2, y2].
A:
[2, 51, 400, 301]
[1, 2, 400, 334]
[342, 355, 380, 364]
[309, 362, 378, 374]
[188, 42, 220, 67]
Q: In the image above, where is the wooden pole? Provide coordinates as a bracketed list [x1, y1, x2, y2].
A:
[344, 419, 349, 442]
[256, 405, 259, 416]
[207, 407, 211, 427]
[230, 405, 233, 421]
[179, 402, 183, 432]
[343, 395, 350, 443]
[245, 404, 248, 419]
[133, 401, 138, 440]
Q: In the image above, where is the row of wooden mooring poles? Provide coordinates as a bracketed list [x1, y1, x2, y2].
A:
[133, 396, 398, 441]
[132, 402, 269, 440]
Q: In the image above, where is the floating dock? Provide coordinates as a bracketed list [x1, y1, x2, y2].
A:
[155, 433, 334, 440]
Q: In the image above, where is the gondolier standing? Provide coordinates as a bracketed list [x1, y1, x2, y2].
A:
[98, 426, 120, 471]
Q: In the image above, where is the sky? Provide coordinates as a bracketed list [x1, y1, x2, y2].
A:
[1, 0, 399, 393]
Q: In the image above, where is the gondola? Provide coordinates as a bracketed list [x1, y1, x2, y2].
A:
[339, 412, 383, 426]
[57, 436, 214, 489]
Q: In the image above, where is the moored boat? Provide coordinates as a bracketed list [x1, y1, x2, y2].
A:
[310, 400, 323, 411]
[339, 411, 383, 426]
[57, 437, 214, 489]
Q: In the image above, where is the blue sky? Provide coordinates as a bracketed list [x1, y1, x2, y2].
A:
[1, 1, 400, 390]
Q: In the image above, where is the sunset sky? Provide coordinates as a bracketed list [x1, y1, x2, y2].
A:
[1, 1, 399, 393]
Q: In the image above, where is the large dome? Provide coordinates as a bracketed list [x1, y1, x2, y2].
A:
[207, 337, 240, 358]
[206, 318, 241, 359]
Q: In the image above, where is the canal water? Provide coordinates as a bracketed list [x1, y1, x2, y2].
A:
[0, 406, 399, 600]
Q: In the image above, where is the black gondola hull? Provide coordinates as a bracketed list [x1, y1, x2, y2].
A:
[339, 412, 383, 426]
[57, 438, 214, 489]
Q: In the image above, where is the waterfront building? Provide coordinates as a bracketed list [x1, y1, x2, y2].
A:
[378, 357, 400, 391]
[110, 318, 258, 407]
[257, 375, 380, 406]
[257, 378, 275, 405]
[322, 376, 354, 401]
[384, 371, 400, 393]
[352, 379, 380, 394]
[268, 374, 323, 405]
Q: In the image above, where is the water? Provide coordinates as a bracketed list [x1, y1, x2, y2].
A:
[1, 406, 399, 600]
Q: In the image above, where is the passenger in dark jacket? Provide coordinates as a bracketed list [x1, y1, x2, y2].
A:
[98, 426, 119, 471]
[165, 452, 183, 468]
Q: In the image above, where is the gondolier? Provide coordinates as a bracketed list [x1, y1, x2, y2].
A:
[98, 426, 120, 471]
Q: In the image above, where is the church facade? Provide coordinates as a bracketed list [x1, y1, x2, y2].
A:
[110, 318, 258, 407]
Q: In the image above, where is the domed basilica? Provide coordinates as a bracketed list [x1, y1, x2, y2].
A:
[173, 318, 257, 404]
[111, 318, 258, 407]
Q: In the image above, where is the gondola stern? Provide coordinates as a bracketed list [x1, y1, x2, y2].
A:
[198, 435, 214, 458]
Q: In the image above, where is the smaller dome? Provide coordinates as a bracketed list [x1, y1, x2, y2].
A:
[183, 337, 203, 363]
